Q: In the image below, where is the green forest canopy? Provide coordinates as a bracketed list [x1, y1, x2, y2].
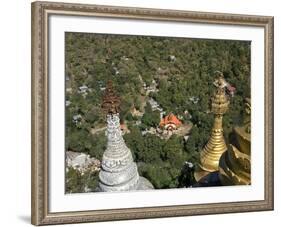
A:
[65, 32, 251, 192]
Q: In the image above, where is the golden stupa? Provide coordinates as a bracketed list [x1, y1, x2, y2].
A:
[194, 73, 230, 181]
[219, 98, 251, 185]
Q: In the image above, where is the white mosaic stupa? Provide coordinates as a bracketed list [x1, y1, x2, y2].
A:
[97, 81, 154, 192]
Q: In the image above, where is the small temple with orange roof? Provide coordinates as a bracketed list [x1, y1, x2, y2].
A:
[159, 113, 182, 132]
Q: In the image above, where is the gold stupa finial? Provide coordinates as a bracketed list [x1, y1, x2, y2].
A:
[194, 72, 230, 181]
[212, 72, 230, 115]
[101, 80, 121, 115]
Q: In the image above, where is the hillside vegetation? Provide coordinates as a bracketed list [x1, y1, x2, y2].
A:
[65, 32, 250, 192]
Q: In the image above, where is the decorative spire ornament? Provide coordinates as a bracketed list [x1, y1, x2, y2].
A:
[97, 81, 153, 192]
[195, 72, 230, 181]
[101, 80, 121, 115]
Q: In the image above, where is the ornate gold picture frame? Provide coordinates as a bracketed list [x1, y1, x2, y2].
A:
[31, 1, 274, 225]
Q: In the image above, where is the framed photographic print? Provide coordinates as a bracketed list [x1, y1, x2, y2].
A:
[31, 1, 274, 225]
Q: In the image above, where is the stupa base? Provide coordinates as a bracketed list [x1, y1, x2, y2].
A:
[95, 176, 154, 192]
[193, 171, 222, 187]
[194, 166, 211, 182]
[137, 176, 154, 190]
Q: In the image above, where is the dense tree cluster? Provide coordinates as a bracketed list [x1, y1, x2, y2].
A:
[65, 32, 250, 192]
[66, 167, 99, 193]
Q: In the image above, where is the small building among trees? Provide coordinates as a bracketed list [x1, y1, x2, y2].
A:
[159, 113, 182, 132]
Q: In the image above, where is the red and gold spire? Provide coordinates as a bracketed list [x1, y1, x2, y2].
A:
[101, 80, 121, 115]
